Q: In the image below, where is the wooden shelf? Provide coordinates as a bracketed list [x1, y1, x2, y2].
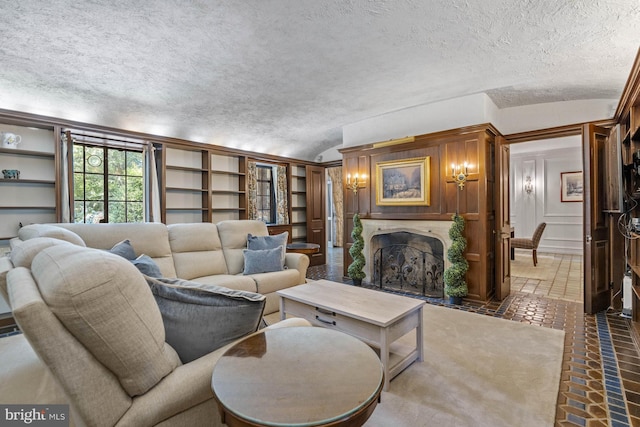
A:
[0, 206, 56, 210]
[211, 170, 245, 177]
[165, 207, 208, 211]
[0, 179, 55, 184]
[166, 165, 208, 172]
[211, 208, 247, 212]
[0, 148, 54, 158]
[166, 186, 208, 192]
[211, 190, 246, 195]
[292, 191, 306, 195]
[292, 206, 306, 211]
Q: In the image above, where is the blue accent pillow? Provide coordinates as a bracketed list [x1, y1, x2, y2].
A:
[145, 276, 266, 363]
[247, 232, 288, 267]
[131, 254, 163, 278]
[109, 239, 136, 260]
[242, 247, 285, 275]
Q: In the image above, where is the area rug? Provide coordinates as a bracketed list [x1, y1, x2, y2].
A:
[364, 304, 564, 427]
[510, 253, 558, 281]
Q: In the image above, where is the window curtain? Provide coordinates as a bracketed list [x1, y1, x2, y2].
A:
[247, 161, 258, 220]
[60, 132, 71, 222]
[275, 165, 289, 224]
[327, 166, 343, 247]
[145, 143, 162, 222]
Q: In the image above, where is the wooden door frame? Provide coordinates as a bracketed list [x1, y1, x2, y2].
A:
[503, 120, 614, 313]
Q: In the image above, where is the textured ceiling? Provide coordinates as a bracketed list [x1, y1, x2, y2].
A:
[0, 1, 639, 160]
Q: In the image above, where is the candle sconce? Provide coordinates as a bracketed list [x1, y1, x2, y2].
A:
[451, 162, 469, 190]
[524, 176, 534, 194]
[346, 173, 366, 194]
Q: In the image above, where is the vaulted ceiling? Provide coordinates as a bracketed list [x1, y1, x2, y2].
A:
[1, 1, 639, 160]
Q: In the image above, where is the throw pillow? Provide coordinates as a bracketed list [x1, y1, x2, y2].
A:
[242, 247, 284, 275]
[109, 239, 136, 260]
[145, 276, 266, 363]
[247, 232, 288, 267]
[131, 255, 163, 278]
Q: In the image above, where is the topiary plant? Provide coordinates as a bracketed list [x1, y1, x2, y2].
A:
[348, 213, 366, 285]
[443, 213, 468, 301]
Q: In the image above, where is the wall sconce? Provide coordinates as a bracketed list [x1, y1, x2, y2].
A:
[524, 176, 534, 194]
[451, 162, 469, 189]
[346, 173, 366, 194]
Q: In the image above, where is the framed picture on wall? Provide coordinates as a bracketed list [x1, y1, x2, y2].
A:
[560, 171, 583, 202]
[375, 157, 430, 206]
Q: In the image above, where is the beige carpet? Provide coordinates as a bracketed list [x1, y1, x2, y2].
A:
[364, 304, 565, 427]
[511, 253, 557, 281]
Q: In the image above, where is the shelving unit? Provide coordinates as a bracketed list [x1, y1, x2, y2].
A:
[161, 146, 211, 224]
[290, 164, 307, 243]
[211, 153, 247, 223]
[0, 124, 59, 241]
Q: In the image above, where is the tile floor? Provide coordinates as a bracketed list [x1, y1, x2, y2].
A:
[308, 247, 640, 427]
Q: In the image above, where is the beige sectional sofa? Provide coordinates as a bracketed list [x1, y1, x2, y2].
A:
[13, 220, 309, 315]
[0, 220, 312, 427]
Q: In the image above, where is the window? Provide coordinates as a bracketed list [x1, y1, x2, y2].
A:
[255, 165, 275, 224]
[72, 144, 144, 223]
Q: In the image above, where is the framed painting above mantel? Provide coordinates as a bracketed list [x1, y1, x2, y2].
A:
[375, 157, 431, 206]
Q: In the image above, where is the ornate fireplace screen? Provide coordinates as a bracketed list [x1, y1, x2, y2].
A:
[373, 243, 444, 298]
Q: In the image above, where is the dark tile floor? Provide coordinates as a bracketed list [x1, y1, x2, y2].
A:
[309, 247, 640, 427]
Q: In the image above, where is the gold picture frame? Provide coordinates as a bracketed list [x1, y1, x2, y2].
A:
[375, 157, 430, 206]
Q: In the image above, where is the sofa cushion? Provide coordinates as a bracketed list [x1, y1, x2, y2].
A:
[184, 274, 257, 293]
[217, 220, 269, 275]
[52, 223, 178, 278]
[145, 276, 266, 363]
[109, 239, 136, 260]
[168, 223, 228, 279]
[32, 244, 180, 397]
[242, 247, 284, 275]
[18, 224, 86, 247]
[132, 255, 163, 278]
[247, 232, 288, 267]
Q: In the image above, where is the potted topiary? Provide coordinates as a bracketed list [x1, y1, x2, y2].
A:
[348, 213, 366, 286]
[443, 213, 468, 304]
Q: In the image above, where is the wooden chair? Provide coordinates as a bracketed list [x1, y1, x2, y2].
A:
[511, 222, 547, 267]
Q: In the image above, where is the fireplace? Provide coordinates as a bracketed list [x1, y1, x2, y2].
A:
[361, 219, 453, 296]
[371, 232, 444, 297]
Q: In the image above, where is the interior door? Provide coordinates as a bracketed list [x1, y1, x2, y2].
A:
[583, 124, 610, 314]
[495, 137, 511, 300]
[306, 165, 326, 266]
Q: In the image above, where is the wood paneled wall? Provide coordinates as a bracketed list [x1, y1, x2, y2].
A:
[340, 124, 500, 302]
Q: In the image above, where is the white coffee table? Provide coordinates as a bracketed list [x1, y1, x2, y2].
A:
[277, 279, 425, 390]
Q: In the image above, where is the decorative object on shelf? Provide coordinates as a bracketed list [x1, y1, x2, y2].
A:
[451, 162, 469, 189]
[560, 171, 583, 202]
[524, 176, 534, 194]
[346, 172, 366, 194]
[444, 214, 468, 305]
[2, 169, 20, 179]
[375, 156, 430, 206]
[348, 213, 366, 286]
[1, 132, 22, 149]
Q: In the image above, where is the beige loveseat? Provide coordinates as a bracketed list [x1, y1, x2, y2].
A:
[0, 220, 312, 427]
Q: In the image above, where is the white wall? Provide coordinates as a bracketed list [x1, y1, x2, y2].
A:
[510, 136, 583, 255]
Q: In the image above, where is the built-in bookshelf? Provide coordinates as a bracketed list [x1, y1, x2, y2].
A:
[211, 152, 247, 223]
[290, 164, 307, 242]
[0, 123, 59, 241]
[162, 146, 210, 224]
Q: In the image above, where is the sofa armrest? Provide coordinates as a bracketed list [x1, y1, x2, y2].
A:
[284, 253, 310, 285]
[0, 256, 14, 306]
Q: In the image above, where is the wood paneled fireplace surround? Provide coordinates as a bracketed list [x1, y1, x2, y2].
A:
[340, 124, 500, 302]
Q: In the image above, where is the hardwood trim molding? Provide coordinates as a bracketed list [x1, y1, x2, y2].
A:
[615, 47, 640, 122]
[504, 119, 615, 144]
